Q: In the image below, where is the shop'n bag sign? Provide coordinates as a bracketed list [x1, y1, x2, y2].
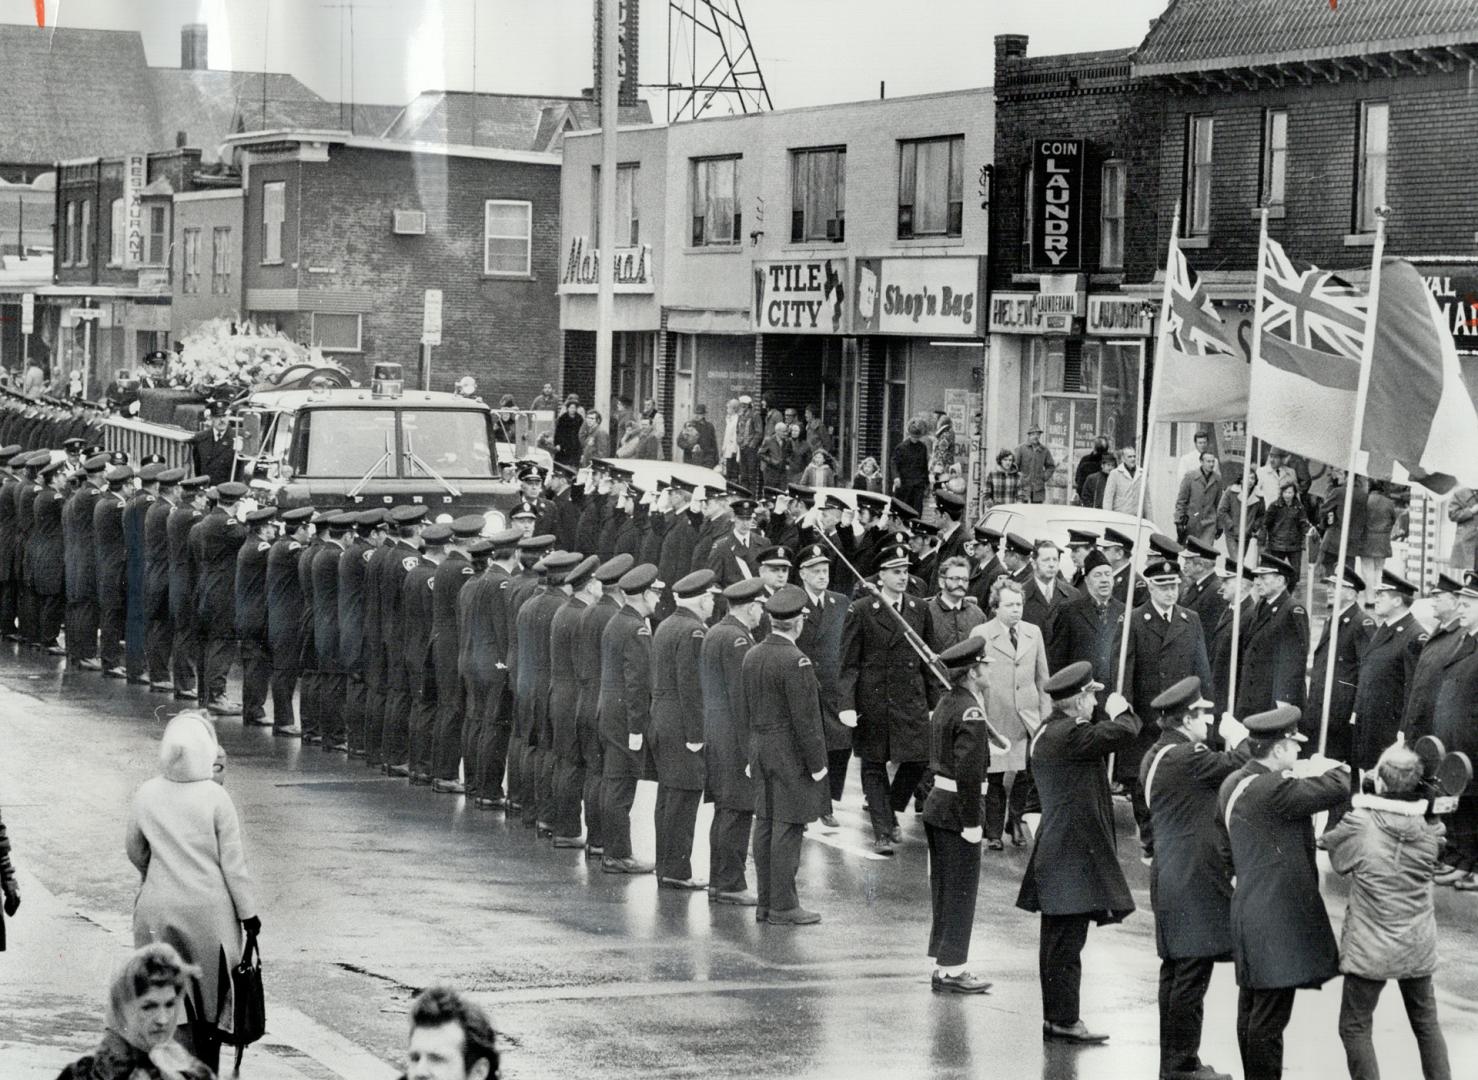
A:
[1031, 138, 1083, 271]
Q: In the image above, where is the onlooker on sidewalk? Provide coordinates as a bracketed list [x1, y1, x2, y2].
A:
[1074, 436, 1109, 503]
[125, 713, 259, 1074]
[1259, 482, 1309, 588]
[398, 986, 501, 1080]
[982, 448, 1021, 509]
[1103, 447, 1151, 518]
[0, 801, 18, 952]
[852, 456, 884, 493]
[57, 942, 214, 1080]
[1323, 746, 1452, 1080]
[891, 419, 931, 514]
[1080, 451, 1114, 509]
[1013, 425, 1055, 504]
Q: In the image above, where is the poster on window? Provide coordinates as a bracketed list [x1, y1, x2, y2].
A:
[1030, 138, 1084, 271]
[853, 256, 984, 337]
[751, 259, 849, 333]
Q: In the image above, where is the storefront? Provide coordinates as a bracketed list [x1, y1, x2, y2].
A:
[558, 234, 659, 425]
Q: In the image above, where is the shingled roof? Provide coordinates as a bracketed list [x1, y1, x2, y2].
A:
[1135, 0, 1478, 76]
[382, 91, 653, 153]
[149, 69, 336, 159]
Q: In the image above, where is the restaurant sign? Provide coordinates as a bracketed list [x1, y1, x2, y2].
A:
[558, 236, 654, 293]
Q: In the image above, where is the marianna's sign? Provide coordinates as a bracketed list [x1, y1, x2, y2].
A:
[559, 237, 654, 293]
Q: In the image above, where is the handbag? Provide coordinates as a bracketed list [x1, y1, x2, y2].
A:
[217, 929, 267, 1072]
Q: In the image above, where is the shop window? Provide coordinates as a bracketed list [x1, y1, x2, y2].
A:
[109, 198, 125, 266]
[182, 228, 200, 294]
[790, 146, 845, 242]
[592, 163, 640, 247]
[1261, 108, 1287, 208]
[212, 227, 232, 295]
[484, 199, 532, 276]
[898, 135, 963, 239]
[1184, 115, 1214, 237]
[311, 312, 361, 353]
[690, 155, 740, 246]
[77, 200, 90, 267]
[262, 181, 285, 264]
[1355, 101, 1388, 233]
[145, 203, 169, 266]
[1100, 160, 1124, 270]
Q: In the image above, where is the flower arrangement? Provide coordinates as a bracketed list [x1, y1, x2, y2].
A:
[170, 318, 326, 398]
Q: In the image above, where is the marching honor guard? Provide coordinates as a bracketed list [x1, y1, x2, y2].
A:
[1351, 570, 1425, 773]
[549, 555, 599, 845]
[1140, 677, 1242, 1080]
[923, 637, 993, 994]
[143, 468, 184, 690]
[267, 506, 315, 736]
[650, 568, 717, 889]
[746, 585, 829, 925]
[198, 481, 249, 715]
[1306, 568, 1372, 756]
[1016, 661, 1140, 1046]
[794, 544, 850, 828]
[234, 506, 278, 726]
[572, 554, 635, 849]
[1218, 706, 1350, 1080]
[599, 562, 662, 875]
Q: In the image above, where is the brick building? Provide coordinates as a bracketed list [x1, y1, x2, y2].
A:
[171, 189, 244, 339]
[988, 33, 1166, 506]
[222, 131, 563, 400]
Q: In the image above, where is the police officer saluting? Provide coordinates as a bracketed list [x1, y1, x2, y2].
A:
[1218, 705, 1350, 1080]
[923, 637, 994, 994]
[1140, 677, 1243, 1080]
[1016, 660, 1140, 1045]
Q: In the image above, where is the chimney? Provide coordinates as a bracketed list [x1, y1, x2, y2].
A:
[181, 23, 208, 70]
[995, 34, 1028, 74]
[593, 0, 639, 108]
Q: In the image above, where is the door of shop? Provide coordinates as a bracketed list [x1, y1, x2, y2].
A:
[819, 337, 857, 477]
[1039, 394, 1100, 504]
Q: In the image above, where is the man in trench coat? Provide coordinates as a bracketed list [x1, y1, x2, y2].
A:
[1305, 568, 1373, 758]
[1351, 570, 1425, 771]
[1217, 705, 1350, 1080]
[1015, 661, 1140, 1045]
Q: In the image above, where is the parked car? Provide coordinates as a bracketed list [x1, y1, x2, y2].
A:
[979, 503, 1160, 559]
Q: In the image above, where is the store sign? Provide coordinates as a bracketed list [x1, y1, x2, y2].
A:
[421, 288, 443, 347]
[559, 236, 654, 293]
[1030, 138, 1084, 270]
[1087, 295, 1153, 336]
[854, 256, 983, 337]
[988, 292, 1040, 334]
[592, 0, 639, 105]
[123, 153, 146, 269]
[21, 293, 34, 335]
[1034, 273, 1085, 333]
[751, 258, 849, 334]
[1417, 271, 1478, 351]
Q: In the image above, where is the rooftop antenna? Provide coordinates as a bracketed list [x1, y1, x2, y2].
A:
[663, 0, 773, 122]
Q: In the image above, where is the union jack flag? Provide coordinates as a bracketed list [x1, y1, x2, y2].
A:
[1260, 237, 1368, 359]
[1165, 240, 1236, 356]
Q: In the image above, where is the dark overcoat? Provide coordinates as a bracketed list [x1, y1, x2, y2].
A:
[701, 614, 754, 810]
[1016, 705, 1140, 922]
[310, 541, 345, 672]
[838, 591, 931, 763]
[707, 530, 761, 588]
[743, 634, 829, 824]
[1305, 603, 1373, 755]
[430, 552, 474, 699]
[1119, 603, 1211, 781]
[1351, 610, 1425, 768]
[1402, 623, 1473, 742]
[401, 559, 438, 698]
[796, 587, 849, 751]
[575, 592, 619, 741]
[1433, 642, 1478, 758]
[1235, 591, 1309, 716]
[338, 537, 373, 675]
[650, 605, 708, 791]
[266, 537, 306, 654]
[166, 505, 201, 630]
[28, 487, 65, 595]
[597, 604, 656, 780]
[1180, 571, 1225, 660]
[658, 510, 700, 586]
[234, 533, 271, 641]
[198, 509, 247, 642]
[548, 594, 587, 759]
[1051, 592, 1123, 684]
[143, 496, 174, 620]
[1217, 760, 1348, 989]
[93, 489, 128, 609]
[1210, 596, 1255, 718]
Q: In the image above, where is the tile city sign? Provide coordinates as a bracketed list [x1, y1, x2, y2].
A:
[1031, 138, 1084, 270]
[752, 259, 850, 334]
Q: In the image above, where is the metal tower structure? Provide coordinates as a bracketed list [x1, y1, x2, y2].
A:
[664, 0, 774, 122]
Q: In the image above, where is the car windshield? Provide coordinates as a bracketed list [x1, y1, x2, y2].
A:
[301, 409, 396, 478]
[401, 409, 495, 478]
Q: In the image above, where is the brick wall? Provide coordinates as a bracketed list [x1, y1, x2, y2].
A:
[1156, 67, 1478, 275]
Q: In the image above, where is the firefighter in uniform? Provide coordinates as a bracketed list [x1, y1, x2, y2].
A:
[706, 498, 762, 588]
[1351, 570, 1426, 773]
[336, 510, 378, 758]
[378, 505, 428, 771]
[143, 468, 184, 690]
[295, 511, 329, 742]
[94, 464, 133, 678]
[29, 459, 67, 650]
[505, 533, 553, 812]
[598, 562, 662, 875]
[456, 537, 496, 788]
[234, 506, 278, 725]
[467, 529, 525, 808]
[549, 554, 600, 845]
[123, 457, 165, 681]
[1016, 661, 1140, 1045]
[0, 446, 21, 641]
[1139, 677, 1243, 1080]
[310, 511, 355, 750]
[166, 476, 209, 698]
[197, 482, 249, 714]
[1234, 557, 1309, 718]
[570, 553, 634, 850]
[650, 568, 717, 889]
[519, 549, 574, 829]
[794, 544, 850, 826]
[14, 450, 44, 644]
[363, 506, 416, 762]
[1218, 706, 1350, 1080]
[1306, 567, 1373, 757]
[403, 523, 448, 784]
[428, 517, 485, 792]
[745, 585, 829, 925]
[266, 507, 314, 736]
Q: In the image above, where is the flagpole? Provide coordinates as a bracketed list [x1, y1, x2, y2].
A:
[1317, 206, 1388, 757]
[1226, 208, 1271, 719]
[1113, 202, 1181, 697]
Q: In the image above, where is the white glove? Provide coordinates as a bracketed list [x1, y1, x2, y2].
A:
[598, 478, 613, 496]
[1105, 691, 1130, 719]
[1219, 712, 1249, 747]
[627, 733, 643, 752]
[810, 767, 828, 782]
[495, 662, 507, 671]
[839, 709, 858, 728]
[685, 742, 703, 752]
[744, 763, 751, 778]
[961, 826, 983, 845]
[655, 490, 672, 513]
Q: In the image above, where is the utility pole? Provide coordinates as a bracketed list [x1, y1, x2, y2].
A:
[594, 0, 618, 429]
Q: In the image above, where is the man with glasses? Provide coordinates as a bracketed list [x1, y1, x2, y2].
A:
[1218, 706, 1349, 1080]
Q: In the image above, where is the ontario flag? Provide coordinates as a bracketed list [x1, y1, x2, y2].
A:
[1248, 237, 1369, 467]
[1154, 237, 1248, 421]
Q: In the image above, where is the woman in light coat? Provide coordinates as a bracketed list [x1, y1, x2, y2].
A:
[970, 577, 1051, 849]
[126, 713, 258, 1074]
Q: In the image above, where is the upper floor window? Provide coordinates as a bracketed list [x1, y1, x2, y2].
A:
[1100, 160, 1125, 270]
[144, 204, 169, 266]
[77, 200, 91, 267]
[262, 181, 285, 264]
[1261, 109, 1288, 208]
[1184, 115, 1214, 237]
[791, 146, 846, 243]
[690, 155, 740, 246]
[592, 163, 640, 247]
[64, 201, 78, 265]
[1356, 101, 1388, 233]
[109, 198, 125, 266]
[182, 228, 200, 293]
[484, 199, 532, 276]
[212, 227, 232, 295]
[1020, 164, 1034, 269]
[898, 135, 963, 239]
[311, 312, 362, 353]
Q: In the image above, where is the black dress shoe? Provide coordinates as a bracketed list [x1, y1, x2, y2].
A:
[986, 839, 1004, 851]
[1042, 1020, 1110, 1044]
[127, 674, 150, 685]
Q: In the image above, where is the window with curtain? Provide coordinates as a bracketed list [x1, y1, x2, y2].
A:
[1261, 108, 1288, 208]
[262, 181, 285, 263]
[182, 227, 200, 293]
[78, 200, 90, 266]
[483, 200, 532, 275]
[690, 156, 740, 246]
[145, 203, 168, 265]
[592, 163, 640, 246]
[1100, 160, 1125, 269]
[790, 147, 846, 242]
[897, 135, 963, 239]
[1356, 101, 1388, 233]
[109, 198, 125, 265]
[212, 227, 232, 295]
[1185, 115, 1214, 237]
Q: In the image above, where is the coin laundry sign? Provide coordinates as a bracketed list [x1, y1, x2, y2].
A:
[1031, 138, 1084, 271]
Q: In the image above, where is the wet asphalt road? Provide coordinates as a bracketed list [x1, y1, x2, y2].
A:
[3, 641, 1478, 1080]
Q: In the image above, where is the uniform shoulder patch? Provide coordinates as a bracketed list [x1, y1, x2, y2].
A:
[427, 578, 436, 590]
[498, 580, 510, 590]
[692, 629, 705, 639]
[402, 556, 419, 571]
[1180, 611, 1189, 621]
[1361, 618, 1375, 627]
[363, 550, 374, 562]
[1417, 633, 1429, 643]
[797, 656, 812, 667]
[257, 541, 270, 552]
[461, 566, 473, 575]
[734, 637, 748, 647]
[962, 707, 985, 722]
[1192, 743, 1208, 754]
[289, 541, 302, 551]
[1292, 605, 1306, 615]
[637, 624, 651, 637]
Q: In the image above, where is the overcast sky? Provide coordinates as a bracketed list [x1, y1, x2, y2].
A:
[5, 0, 1167, 116]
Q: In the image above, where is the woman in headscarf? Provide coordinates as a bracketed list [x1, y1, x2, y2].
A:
[57, 942, 215, 1080]
[125, 713, 259, 1074]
